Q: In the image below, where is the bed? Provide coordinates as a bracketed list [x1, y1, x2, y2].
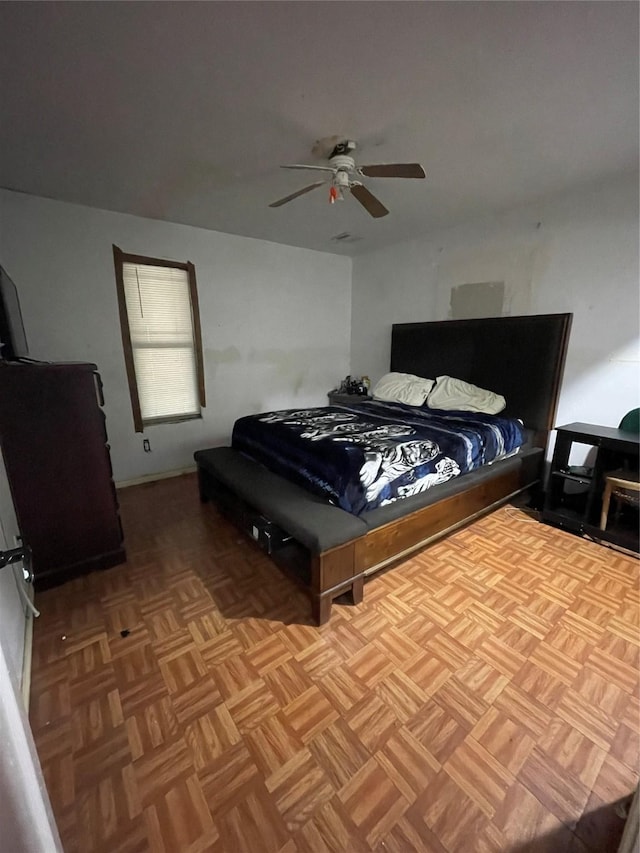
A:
[195, 313, 572, 624]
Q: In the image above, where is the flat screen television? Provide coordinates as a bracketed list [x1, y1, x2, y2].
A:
[0, 264, 29, 360]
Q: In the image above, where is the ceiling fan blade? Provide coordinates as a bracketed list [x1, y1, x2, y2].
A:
[358, 163, 426, 179]
[281, 164, 335, 173]
[350, 184, 389, 218]
[269, 181, 326, 208]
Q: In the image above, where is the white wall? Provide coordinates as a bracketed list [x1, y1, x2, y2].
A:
[0, 190, 352, 482]
[0, 461, 60, 852]
[0, 630, 62, 853]
[351, 171, 639, 435]
[0, 450, 28, 690]
[1, 173, 636, 482]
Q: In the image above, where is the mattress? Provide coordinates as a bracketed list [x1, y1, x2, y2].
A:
[232, 401, 525, 515]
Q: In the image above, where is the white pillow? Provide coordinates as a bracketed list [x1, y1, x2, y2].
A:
[372, 372, 435, 406]
[427, 375, 506, 414]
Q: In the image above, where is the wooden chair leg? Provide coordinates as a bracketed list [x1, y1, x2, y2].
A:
[613, 494, 623, 526]
[600, 481, 613, 530]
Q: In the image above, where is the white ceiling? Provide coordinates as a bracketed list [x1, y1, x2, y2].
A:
[1, 2, 637, 257]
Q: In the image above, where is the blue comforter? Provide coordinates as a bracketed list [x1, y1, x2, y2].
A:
[232, 401, 524, 515]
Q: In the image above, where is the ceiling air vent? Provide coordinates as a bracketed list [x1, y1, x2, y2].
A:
[331, 232, 362, 243]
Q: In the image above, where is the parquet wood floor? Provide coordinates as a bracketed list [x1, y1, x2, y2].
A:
[30, 474, 639, 852]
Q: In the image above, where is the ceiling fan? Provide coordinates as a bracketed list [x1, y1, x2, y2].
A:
[269, 138, 425, 218]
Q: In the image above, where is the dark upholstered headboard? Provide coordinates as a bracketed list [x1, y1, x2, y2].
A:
[390, 314, 572, 439]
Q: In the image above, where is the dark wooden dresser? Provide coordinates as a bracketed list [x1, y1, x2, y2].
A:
[0, 361, 125, 588]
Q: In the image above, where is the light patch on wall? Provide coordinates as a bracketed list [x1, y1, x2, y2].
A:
[245, 345, 349, 401]
[247, 346, 345, 368]
[203, 345, 242, 379]
[608, 339, 640, 363]
[204, 346, 242, 364]
[435, 240, 540, 320]
[450, 281, 505, 320]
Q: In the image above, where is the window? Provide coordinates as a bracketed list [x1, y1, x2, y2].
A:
[113, 246, 205, 432]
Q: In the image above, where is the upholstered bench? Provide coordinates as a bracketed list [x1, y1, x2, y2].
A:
[194, 447, 367, 622]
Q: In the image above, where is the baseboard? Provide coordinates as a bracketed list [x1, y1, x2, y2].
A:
[116, 465, 197, 490]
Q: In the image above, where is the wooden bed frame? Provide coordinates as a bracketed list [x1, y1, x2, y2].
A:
[196, 313, 572, 624]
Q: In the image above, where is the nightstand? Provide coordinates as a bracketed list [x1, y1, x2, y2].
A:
[542, 422, 639, 552]
[328, 392, 373, 406]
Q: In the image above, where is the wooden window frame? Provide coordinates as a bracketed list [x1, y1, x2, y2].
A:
[113, 245, 206, 433]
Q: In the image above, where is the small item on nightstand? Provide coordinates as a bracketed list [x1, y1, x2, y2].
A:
[335, 375, 370, 396]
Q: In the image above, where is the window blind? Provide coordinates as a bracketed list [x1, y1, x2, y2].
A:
[122, 262, 199, 423]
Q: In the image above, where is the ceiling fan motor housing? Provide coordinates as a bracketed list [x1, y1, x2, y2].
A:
[329, 154, 356, 175]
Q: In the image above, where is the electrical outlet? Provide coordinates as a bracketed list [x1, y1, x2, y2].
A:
[143, 439, 151, 452]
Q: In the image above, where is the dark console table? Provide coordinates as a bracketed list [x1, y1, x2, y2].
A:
[543, 422, 639, 552]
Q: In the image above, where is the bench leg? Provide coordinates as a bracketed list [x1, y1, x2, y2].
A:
[312, 594, 332, 626]
[197, 467, 210, 503]
[348, 575, 364, 605]
[311, 575, 364, 625]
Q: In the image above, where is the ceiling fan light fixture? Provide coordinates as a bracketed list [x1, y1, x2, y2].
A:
[269, 137, 425, 216]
